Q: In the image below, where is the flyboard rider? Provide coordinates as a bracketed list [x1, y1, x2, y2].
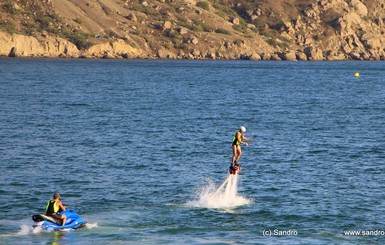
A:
[230, 126, 251, 172]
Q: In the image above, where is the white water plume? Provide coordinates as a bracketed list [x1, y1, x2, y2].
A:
[187, 174, 251, 209]
[15, 222, 97, 236]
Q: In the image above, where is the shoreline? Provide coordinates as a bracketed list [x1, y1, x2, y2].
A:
[1, 56, 384, 61]
[2, 32, 384, 62]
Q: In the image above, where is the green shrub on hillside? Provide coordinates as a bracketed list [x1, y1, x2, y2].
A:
[233, 39, 244, 46]
[35, 13, 61, 29]
[164, 41, 174, 50]
[0, 20, 16, 33]
[74, 18, 83, 24]
[164, 29, 180, 39]
[267, 38, 277, 46]
[196, 1, 209, 11]
[232, 24, 247, 32]
[250, 27, 259, 34]
[2, 3, 20, 15]
[174, 42, 189, 51]
[213, 0, 237, 16]
[215, 28, 231, 35]
[232, 17, 247, 33]
[134, 29, 142, 35]
[215, 10, 228, 20]
[23, 13, 63, 35]
[260, 30, 275, 39]
[193, 22, 213, 32]
[172, 37, 189, 51]
[277, 42, 290, 50]
[129, 3, 154, 16]
[276, 36, 291, 50]
[61, 29, 92, 50]
[176, 20, 194, 31]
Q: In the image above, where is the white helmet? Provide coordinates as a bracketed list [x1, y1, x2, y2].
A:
[240, 126, 246, 132]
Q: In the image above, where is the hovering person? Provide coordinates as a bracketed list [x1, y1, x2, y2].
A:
[231, 126, 251, 170]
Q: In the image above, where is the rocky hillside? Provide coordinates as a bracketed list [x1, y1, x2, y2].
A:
[1, 0, 385, 60]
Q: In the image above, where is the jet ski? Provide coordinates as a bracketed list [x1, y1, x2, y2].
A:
[32, 209, 86, 230]
[229, 163, 241, 175]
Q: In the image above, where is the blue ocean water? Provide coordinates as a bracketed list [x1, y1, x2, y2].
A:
[0, 59, 384, 244]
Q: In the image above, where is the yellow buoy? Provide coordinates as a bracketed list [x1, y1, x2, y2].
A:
[354, 72, 360, 77]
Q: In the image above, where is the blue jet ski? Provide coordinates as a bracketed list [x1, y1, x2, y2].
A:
[32, 209, 86, 230]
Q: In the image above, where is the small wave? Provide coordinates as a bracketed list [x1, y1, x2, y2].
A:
[16, 224, 45, 235]
[85, 223, 98, 229]
[186, 175, 251, 210]
[63, 103, 92, 107]
[14, 222, 97, 236]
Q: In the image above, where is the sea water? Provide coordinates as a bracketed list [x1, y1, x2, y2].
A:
[0, 59, 384, 244]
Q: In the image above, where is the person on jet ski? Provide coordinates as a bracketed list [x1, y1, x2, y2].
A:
[46, 193, 67, 226]
[231, 126, 251, 169]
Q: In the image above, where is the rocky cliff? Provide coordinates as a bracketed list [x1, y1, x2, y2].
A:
[0, 0, 384, 60]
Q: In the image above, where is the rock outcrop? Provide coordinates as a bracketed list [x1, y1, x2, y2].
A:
[86, 39, 144, 58]
[0, 31, 147, 59]
[279, 0, 385, 60]
[0, 32, 79, 57]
